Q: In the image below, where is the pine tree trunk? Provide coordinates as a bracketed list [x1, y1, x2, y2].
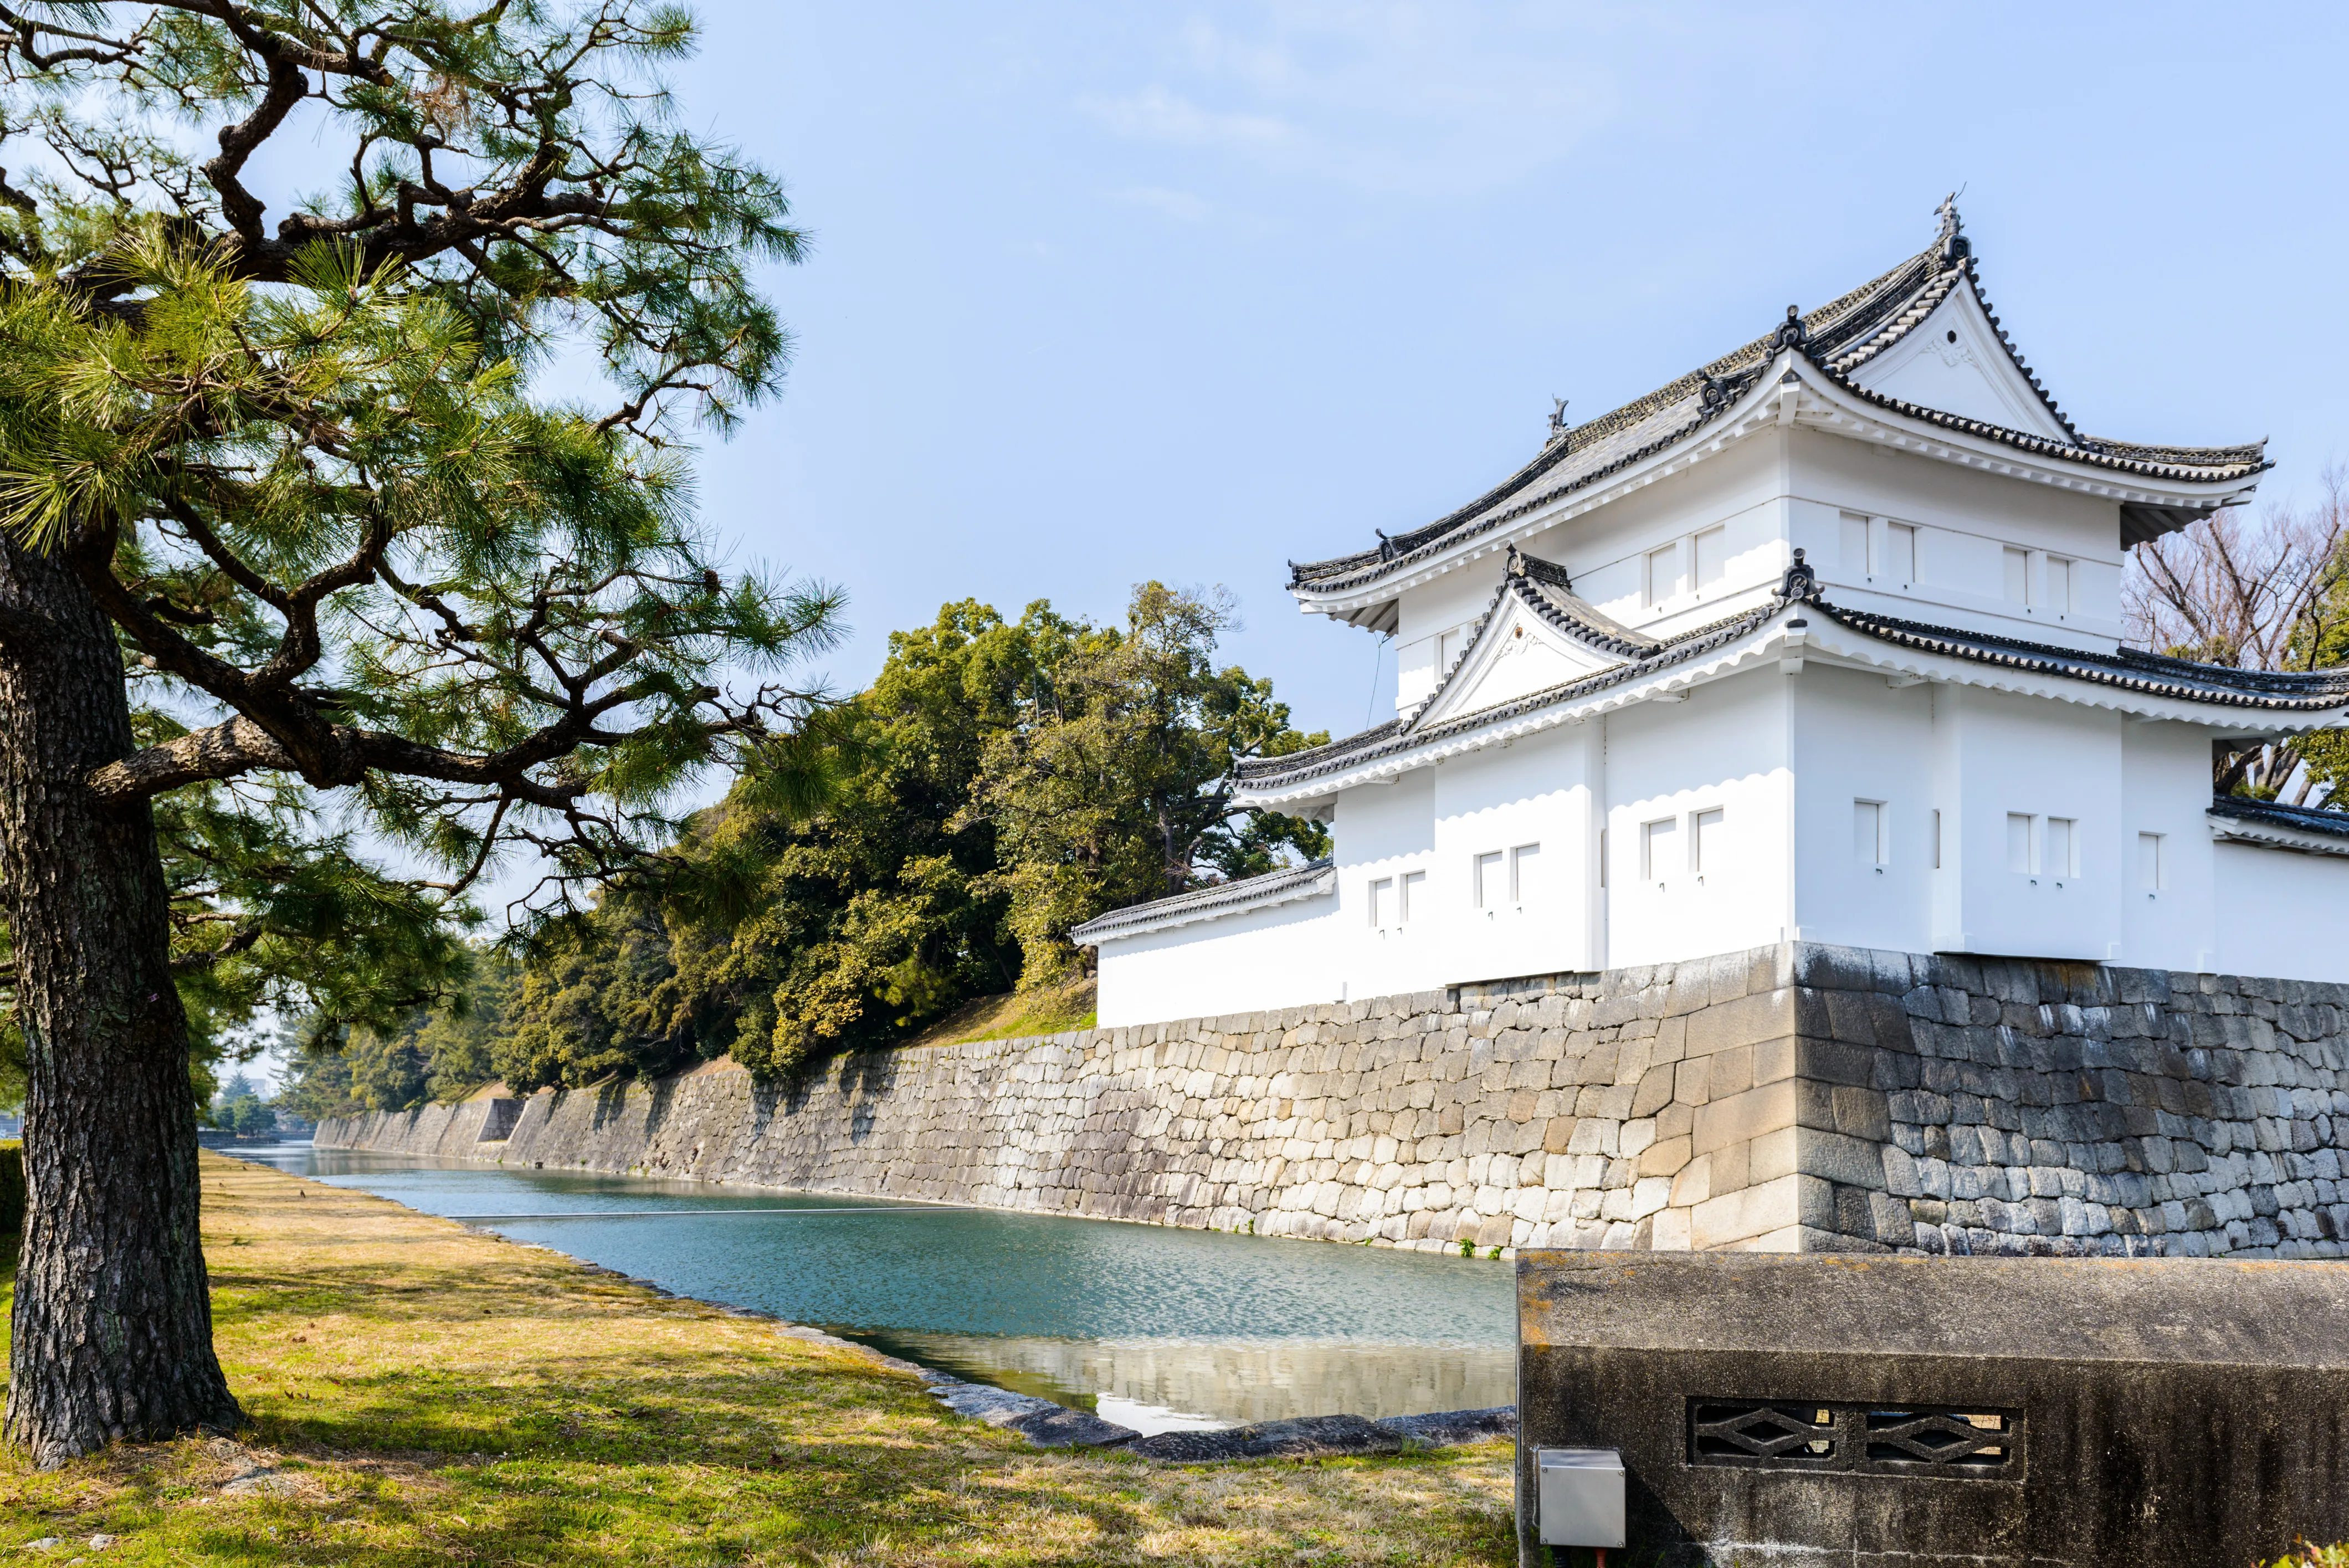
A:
[0, 540, 241, 1465]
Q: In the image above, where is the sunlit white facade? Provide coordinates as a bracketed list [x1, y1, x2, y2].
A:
[1076, 208, 2349, 1027]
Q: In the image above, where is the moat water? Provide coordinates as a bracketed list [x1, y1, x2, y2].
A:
[238, 1143, 1515, 1434]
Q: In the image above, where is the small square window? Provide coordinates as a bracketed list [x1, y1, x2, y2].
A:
[1641, 817, 1676, 881]
[1692, 808, 1724, 874]
[2007, 813, 2034, 874]
[2047, 816, 2078, 877]
[1884, 522, 1916, 585]
[2046, 556, 2074, 614]
[1401, 868, 1427, 920]
[1473, 851, 1504, 908]
[1841, 512, 1870, 575]
[1694, 527, 1727, 590]
[1368, 877, 1393, 926]
[2003, 547, 2029, 606]
[1854, 800, 1886, 866]
[1509, 843, 1540, 904]
[2138, 832, 2165, 891]
[1647, 544, 1680, 606]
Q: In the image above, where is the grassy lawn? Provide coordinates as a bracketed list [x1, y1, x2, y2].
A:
[0, 1154, 1513, 1566]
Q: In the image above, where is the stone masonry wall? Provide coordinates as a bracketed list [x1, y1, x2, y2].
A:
[317, 942, 2349, 1259]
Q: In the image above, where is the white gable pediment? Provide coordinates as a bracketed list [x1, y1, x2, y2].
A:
[1413, 588, 1629, 727]
[1845, 282, 2073, 444]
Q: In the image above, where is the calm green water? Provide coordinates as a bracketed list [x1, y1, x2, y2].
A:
[238, 1144, 1516, 1433]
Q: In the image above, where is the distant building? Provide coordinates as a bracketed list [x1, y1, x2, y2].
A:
[1077, 203, 2349, 1026]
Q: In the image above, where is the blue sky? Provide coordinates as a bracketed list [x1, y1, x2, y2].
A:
[661, 1, 2349, 741]
[237, 2, 2349, 1089]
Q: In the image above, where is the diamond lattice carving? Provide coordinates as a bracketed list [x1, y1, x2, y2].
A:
[1865, 1410, 2013, 1468]
[1690, 1403, 1835, 1461]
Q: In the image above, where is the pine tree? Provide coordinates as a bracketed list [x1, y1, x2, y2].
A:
[0, 2, 833, 1461]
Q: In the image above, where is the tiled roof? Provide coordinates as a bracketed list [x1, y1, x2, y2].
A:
[1069, 858, 1335, 944]
[1814, 602, 2349, 711]
[1290, 204, 2266, 599]
[2206, 796, 2349, 843]
[1238, 574, 1787, 791]
[1237, 570, 2349, 796]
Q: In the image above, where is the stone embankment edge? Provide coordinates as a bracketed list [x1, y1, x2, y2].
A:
[317, 940, 2349, 1261]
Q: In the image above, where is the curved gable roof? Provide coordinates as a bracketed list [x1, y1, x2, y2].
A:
[1290, 203, 2267, 601]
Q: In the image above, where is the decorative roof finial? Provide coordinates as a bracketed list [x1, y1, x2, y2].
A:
[1936, 192, 1971, 264]
[1374, 527, 1394, 562]
[1770, 304, 1807, 353]
[1548, 396, 1570, 437]
[1506, 544, 1525, 577]
[1777, 546, 1819, 602]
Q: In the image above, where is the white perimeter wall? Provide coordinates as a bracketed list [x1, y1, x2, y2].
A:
[2213, 842, 2349, 983]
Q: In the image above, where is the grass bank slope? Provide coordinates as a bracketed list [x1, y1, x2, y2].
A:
[0, 1154, 1512, 1566]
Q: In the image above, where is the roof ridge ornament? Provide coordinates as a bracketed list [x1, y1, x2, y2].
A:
[1700, 371, 1735, 411]
[1777, 546, 1820, 602]
[1548, 397, 1570, 438]
[1770, 305, 1807, 353]
[1936, 193, 1972, 264]
[1374, 528, 1394, 561]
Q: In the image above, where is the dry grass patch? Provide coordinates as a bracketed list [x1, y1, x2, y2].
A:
[897, 981, 1098, 1049]
[0, 1153, 1510, 1565]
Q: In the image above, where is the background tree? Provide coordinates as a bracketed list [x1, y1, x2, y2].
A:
[2126, 472, 2349, 804]
[957, 581, 1329, 987]
[207, 1073, 275, 1137]
[315, 588, 1329, 1105]
[0, 1, 830, 1462]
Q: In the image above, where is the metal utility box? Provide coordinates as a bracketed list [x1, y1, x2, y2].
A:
[1535, 1448, 1626, 1549]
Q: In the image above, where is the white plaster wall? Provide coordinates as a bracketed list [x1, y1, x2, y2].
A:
[1428, 721, 1598, 981]
[1519, 435, 1783, 637]
[2212, 842, 2349, 984]
[2120, 720, 2222, 972]
[1789, 429, 2122, 652]
[1393, 570, 1498, 712]
[1372, 411, 2145, 721]
[1602, 667, 1792, 966]
[1091, 887, 1339, 1027]
[1927, 683, 2124, 962]
[1786, 664, 1936, 952]
[1326, 768, 1454, 996]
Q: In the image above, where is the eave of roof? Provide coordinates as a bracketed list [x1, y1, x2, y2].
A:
[2207, 795, 2349, 854]
[1070, 858, 1335, 944]
[1240, 578, 1790, 795]
[1238, 575, 2349, 800]
[1814, 602, 2349, 712]
[1291, 208, 2267, 603]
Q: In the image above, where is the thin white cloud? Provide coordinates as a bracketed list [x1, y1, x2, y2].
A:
[1081, 84, 1296, 153]
[1111, 183, 1214, 223]
[1074, 2, 1662, 200]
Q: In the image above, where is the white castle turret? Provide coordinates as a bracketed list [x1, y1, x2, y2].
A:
[1076, 205, 2349, 1026]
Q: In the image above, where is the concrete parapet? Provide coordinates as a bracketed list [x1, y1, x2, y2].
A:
[1515, 1251, 2349, 1566]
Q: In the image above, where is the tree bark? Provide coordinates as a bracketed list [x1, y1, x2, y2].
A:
[0, 537, 241, 1465]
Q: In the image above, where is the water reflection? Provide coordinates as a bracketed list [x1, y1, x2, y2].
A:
[842, 1330, 1513, 1427]
[235, 1142, 1515, 1432]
